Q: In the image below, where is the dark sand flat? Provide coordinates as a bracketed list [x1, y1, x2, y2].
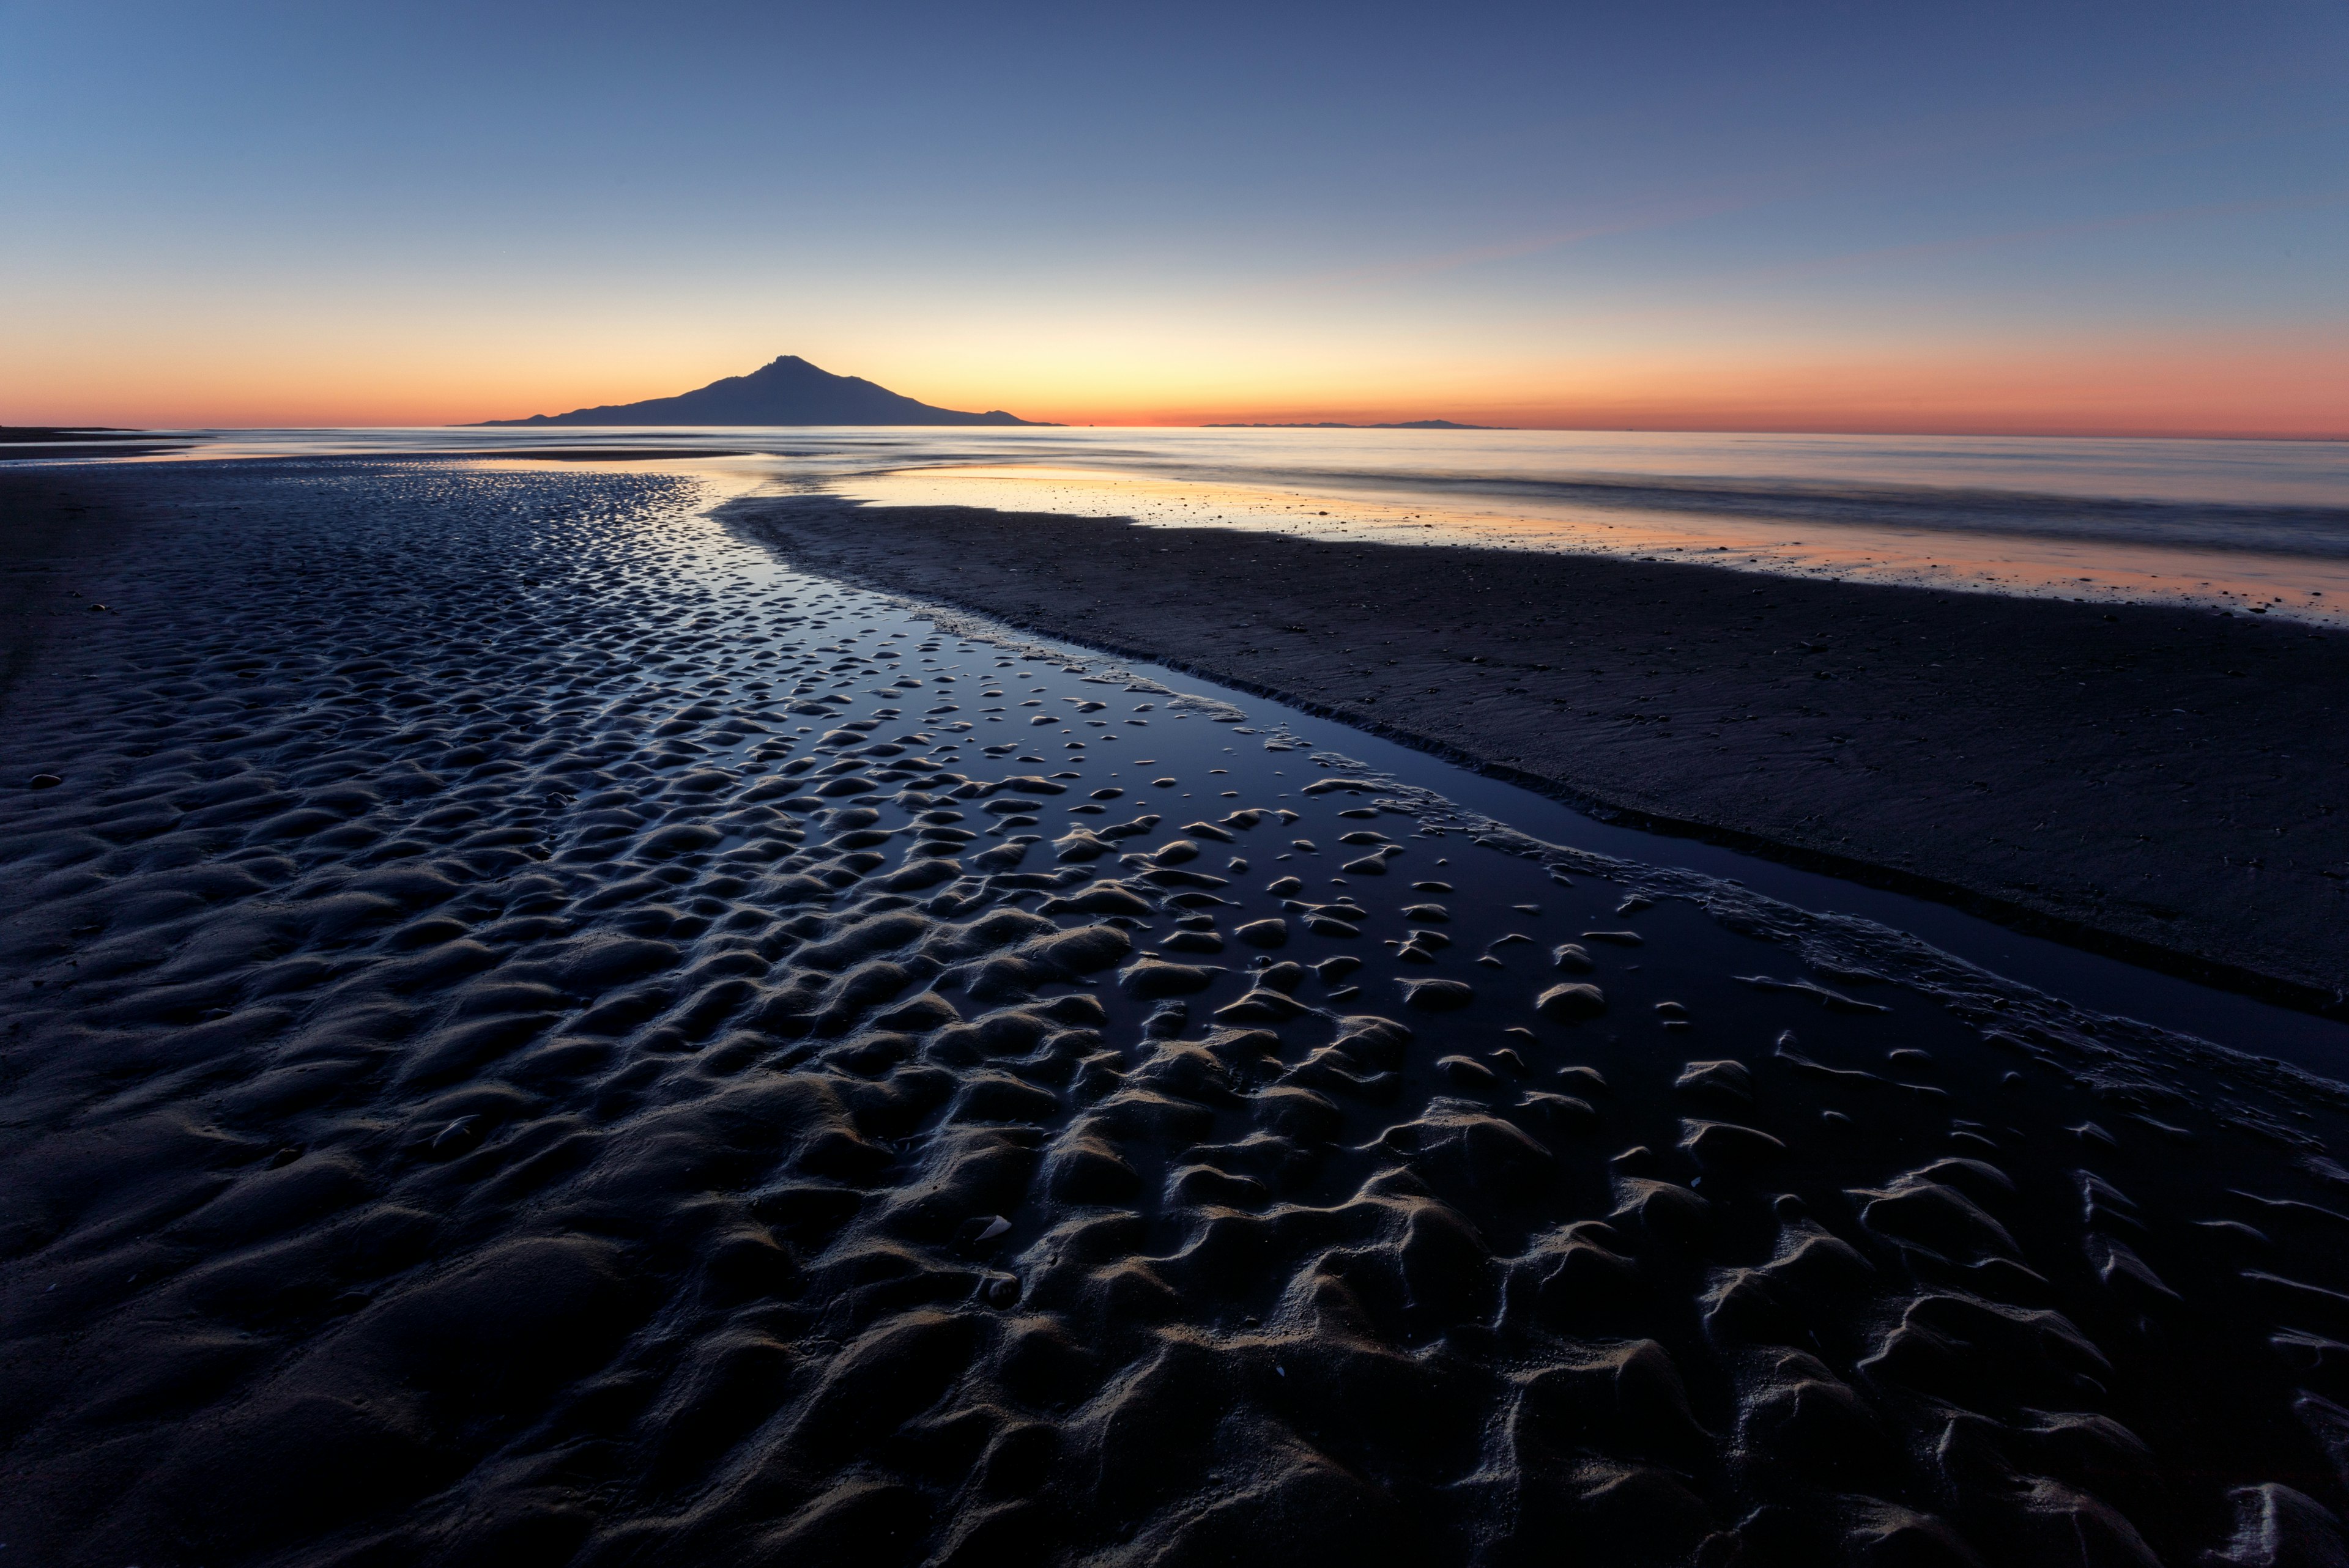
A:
[5, 464, 2349, 1567]
[733, 499, 2349, 1011]
[0, 475, 158, 708]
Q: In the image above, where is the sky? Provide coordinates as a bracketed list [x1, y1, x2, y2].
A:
[1, 0, 2343, 436]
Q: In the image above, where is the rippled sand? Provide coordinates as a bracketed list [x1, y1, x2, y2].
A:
[4, 460, 2349, 1566]
[735, 495, 2349, 1010]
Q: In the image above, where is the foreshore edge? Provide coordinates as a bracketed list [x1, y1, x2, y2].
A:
[723, 494, 2349, 1020]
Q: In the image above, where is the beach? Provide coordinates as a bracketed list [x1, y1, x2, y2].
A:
[734, 497, 2349, 1012]
[6, 459, 2349, 1567]
[0, 474, 160, 708]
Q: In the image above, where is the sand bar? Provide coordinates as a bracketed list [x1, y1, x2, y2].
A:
[735, 497, 2349, 1011]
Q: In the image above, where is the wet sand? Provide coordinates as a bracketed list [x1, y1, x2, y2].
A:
[735, 498, 2349, 1013]
[6, 462, 2349, 1567]
[0, 474, 158, 709]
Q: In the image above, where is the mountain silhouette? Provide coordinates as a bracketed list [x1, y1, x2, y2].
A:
[475, 355, 1049, 426]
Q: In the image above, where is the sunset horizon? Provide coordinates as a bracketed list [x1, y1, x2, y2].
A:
[12, 339, 2348, 442]
[8, 5, 2342, 443]
[9, 6, 2349, 1565]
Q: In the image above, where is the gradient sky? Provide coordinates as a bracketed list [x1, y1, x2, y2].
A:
[2, 0, 2344, 435]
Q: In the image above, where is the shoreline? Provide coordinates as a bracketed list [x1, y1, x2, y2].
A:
[731, 495, 2349, 1015]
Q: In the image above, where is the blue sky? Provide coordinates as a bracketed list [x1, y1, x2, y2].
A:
[3, 0, 2343, 431]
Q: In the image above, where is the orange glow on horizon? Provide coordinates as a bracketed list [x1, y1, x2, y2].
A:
[1000, 337, 2349, 440]
[6, 335, 2343, 443]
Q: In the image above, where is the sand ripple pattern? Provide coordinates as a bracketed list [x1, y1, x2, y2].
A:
[3, 461, 2349, 1567]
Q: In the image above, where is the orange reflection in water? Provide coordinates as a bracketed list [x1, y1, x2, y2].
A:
[836, 464, 2349, 627]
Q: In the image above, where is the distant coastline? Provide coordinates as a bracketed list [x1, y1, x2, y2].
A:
[0, 426, 135, 442]
[0, 426, 204, 458]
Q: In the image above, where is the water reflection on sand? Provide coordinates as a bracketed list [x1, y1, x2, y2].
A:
[837, 462, 2349, 626]
[17, 422, 2347, 623]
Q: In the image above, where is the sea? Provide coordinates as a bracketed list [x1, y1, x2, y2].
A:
[14, 423, 2349, 623]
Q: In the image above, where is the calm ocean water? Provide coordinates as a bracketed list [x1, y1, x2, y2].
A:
[18, 424, 2349, 619]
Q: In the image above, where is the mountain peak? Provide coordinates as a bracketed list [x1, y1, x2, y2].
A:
[473, 356, 1051, 427]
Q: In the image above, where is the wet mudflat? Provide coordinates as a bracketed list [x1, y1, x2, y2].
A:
[3, 460, 2349, 1566]
[738, 497, 2349, 1011]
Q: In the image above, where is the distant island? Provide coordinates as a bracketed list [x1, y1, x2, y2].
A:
[1203, 420, 1500, 430]
[474, 355, 1052, 427]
